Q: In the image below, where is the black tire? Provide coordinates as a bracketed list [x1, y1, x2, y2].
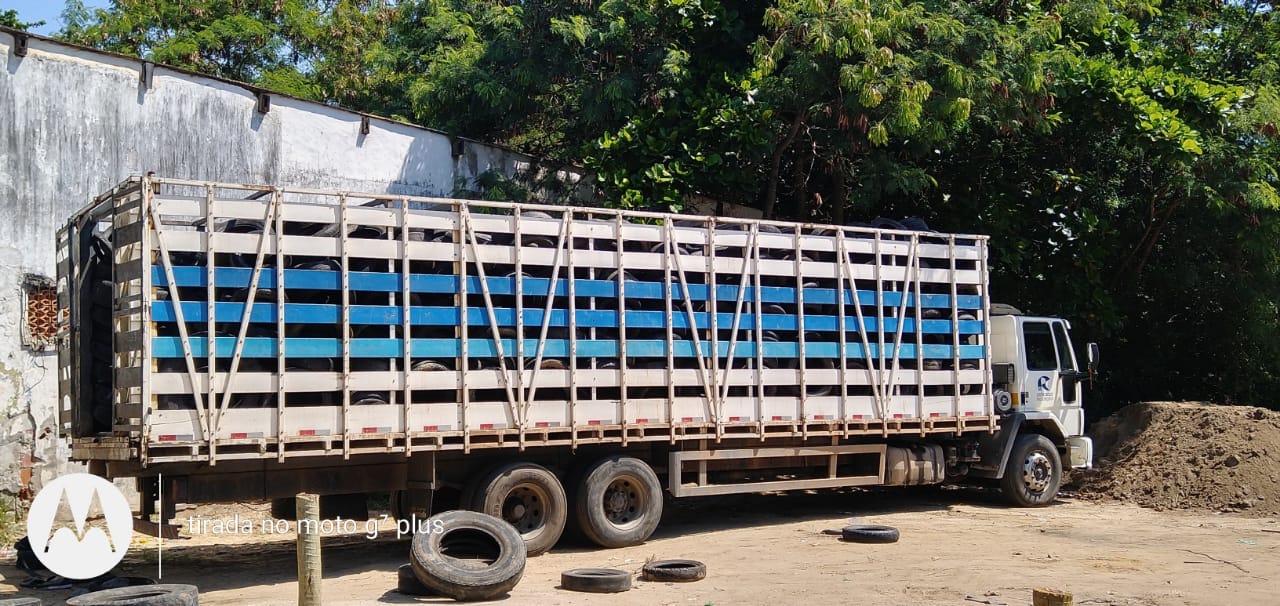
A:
[390, 489, 433, 521]
[641, 559, 706, 582]
[1001, 434, 1063, 507]
[390, 489, 407, 521]
[397, 563, 433, 596]
[460, 474, 483, 513]
[560, 568, 632, 593]
[409, 510, 526, 601]
[840, 525, 900, 544]
[0, 597, 42, 606]
[66, 584, 198, 606]
[471, 463, 568, 556]
[574, 456, 663, 548]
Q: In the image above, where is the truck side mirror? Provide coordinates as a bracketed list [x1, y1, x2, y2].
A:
[1087, 342, 1100, 372]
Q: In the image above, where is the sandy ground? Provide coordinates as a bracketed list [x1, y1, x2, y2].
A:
[3, 487, 1278, 606]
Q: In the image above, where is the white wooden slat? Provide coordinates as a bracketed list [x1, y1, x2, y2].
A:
[152, 222, 984, 285]
[147, 394, 995, 445]
[148, 365, 986, 395]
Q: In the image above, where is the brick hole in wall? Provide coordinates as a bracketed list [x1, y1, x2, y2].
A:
[23, 275, 59, 350]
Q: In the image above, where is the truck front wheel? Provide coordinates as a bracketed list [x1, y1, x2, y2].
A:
[1000, 434, 1062, 507]
[575, 456, 663, 548]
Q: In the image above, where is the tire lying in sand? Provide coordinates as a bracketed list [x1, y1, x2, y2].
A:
[840, 524, 900, 544]
[641, 559, 707, 582]
[0, 597, 43, 606]
[66, 584, 199, 606]
[397, 563, 433, 596]
[409, 510, 526, 601]
[560, 568, 632, 593]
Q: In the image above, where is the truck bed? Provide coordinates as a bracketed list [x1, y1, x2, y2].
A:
[58, 177, 995, 466]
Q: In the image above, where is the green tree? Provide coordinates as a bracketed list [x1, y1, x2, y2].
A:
[872, 0, 1279, 413]
[1, 9, 44, 30]
[60, 0, 394, 106]
[748, 0, 1070, 221]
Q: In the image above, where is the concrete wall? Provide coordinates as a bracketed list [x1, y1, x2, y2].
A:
[0, 29, 545, 497]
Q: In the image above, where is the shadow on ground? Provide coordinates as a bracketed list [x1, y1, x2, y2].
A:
[1, 483, 1056, 600]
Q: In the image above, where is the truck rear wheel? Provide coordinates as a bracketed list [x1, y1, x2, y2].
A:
[470, 462, 567, 556]
[1001, 434, 1062, 507]
[574, 456, 663, 548]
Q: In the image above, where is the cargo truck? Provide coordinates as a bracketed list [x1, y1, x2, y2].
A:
[57, 176, 1097, 554]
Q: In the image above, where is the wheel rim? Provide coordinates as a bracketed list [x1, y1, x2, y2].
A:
[1022, 451, 1053, 493]
[602, 475, 649, 530]
[501, 483, 549, 539]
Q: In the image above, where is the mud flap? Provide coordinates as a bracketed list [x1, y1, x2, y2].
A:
[969, 413, 1024, 479]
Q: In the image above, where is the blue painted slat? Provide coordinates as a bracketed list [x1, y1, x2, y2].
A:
[151, 335, 986, 361]
[153, 301, 986, 337]
[153, 266, 984, 310]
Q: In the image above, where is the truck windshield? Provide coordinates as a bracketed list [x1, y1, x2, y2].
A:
[1023, 322, 1058, 371]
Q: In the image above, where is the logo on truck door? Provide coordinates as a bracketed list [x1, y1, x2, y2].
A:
[25, 473, 133, 579]
[1036, 375, 1051, 391]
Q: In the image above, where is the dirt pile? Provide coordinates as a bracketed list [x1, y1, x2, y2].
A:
[1074, 401, 1280, 515]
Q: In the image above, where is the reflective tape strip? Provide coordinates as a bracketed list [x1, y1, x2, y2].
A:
[361, 426, 392, 434]
[422, 425, 452, 432]
[157, 434, 192, 442]
[298, 429, 331, 436]
[229, 432, 264, 439]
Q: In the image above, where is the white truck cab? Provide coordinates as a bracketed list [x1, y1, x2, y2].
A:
[988, 306, 1098, 470]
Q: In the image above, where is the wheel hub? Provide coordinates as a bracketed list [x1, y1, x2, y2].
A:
[501, 485, 545, 535]
[605, 490, 628, 514]
[603, 478, 644, 527]
[1022, 452, 1052, 493]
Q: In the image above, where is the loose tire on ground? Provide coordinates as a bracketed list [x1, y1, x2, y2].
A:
[560, 568, 632, 593]
[470, 462, 567, 556]
[574, 456, 663, 548]
[65, 584, 198, 606]
[396, 563, 433, 596]
[840, 525, 900, 544]
[0, 597, 42, 606]
[1001, 434, 1063, 507]
[641, 559, 706, 582]
[409, 510, 526, 601]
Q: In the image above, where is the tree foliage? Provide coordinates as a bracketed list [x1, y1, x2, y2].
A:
[59, 0, 1280, 411]
[1, 9, 44, 30]
[60, 0, 395, 106]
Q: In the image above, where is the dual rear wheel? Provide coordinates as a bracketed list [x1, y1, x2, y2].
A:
[463, 456, 663, 555]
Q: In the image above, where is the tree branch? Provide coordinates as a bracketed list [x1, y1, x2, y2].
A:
[762, 110, 808, 219]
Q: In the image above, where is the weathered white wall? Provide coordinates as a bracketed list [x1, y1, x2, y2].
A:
[0, 29, 542, 497]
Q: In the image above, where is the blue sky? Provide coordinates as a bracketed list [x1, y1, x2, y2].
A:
[3, 0, 110, 36]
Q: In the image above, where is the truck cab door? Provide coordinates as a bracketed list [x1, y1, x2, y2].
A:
[1019, 320, 1085, 437]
